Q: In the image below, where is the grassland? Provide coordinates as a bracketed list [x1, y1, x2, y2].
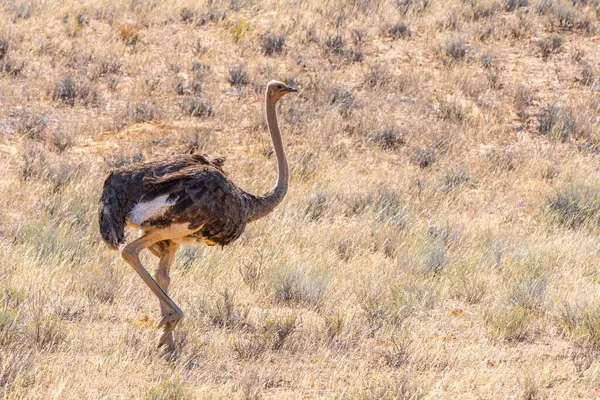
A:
[1, 0, 600, 398]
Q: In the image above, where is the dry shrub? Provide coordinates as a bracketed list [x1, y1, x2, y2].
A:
[228, 63, 249, 87]
[125, 102, 160, 123]
[377, 334, 411, 368]
[364, 64, 390, 88]
[441, 165, 471, 191]
[261, 33, 285, 56]
[180, 96, 214, 118]
[51, 76, 98, 107]
[324, 34, 345, 55]
[538, 35, 563, 60]
[268, 264, 329, 310]
[411, 147, 437, 168]
[438, 38, 469, 66]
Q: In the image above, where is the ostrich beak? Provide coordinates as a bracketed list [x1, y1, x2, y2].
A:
[284, 86, 298, 93]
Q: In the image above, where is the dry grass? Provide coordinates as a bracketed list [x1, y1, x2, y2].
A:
[1, 0, 600, 398]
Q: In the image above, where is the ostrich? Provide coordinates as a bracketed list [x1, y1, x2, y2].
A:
[98, 80, 297, 352]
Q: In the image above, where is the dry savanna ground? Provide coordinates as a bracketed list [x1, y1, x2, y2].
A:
[1, 0, 600, 398]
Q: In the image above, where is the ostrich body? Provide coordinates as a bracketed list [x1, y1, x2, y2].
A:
[98, 81, 297, 352]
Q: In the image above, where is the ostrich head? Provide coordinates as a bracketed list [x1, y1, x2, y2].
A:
[266, 80, 297, 101]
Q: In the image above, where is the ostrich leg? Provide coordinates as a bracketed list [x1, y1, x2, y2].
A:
[154, 241, 179, 351]
[121, 224, 195, 350]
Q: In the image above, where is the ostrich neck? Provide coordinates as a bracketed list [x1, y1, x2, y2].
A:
[243, 96, 289, 222]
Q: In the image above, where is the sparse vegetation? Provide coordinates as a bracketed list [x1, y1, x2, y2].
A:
[1, 0, 600, 397]
[261, 33, 285, 56]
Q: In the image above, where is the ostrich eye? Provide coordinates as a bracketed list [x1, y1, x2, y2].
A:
[277, 84, 283, 89]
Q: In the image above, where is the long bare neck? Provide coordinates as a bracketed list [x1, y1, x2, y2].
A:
[243, 94, 289, 222]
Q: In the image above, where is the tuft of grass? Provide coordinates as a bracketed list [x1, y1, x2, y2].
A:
[145, 376, 189, 400]
[0, 346, 34, 396]
[261, 33, 285, 56]
[0, 308, 22, 346]
[232, 334, 267, 360]
[199, 290, 249, 330]
[555, 303, 600, 373]
[505, 269, 547, 313]
[329, 86, 356, 117]
[368, 127, 405, 151]
[13, 110, 48, 140]
[238, 253, 265, 290]
[290, 151, 319, 181]
[0, 39, 8, 60]
[125, 102, 159, 123]
[520, 374, 540, 400]
[27, 292, 66, 350]
[395, 0, 432, 16]
[448, 261, 486, 304]
[578, 63, 595, 86]
[438, 38, 469, 66]
[441, 165, 471, 191]
[304, 191, 331, 221]
[438, 98, 468, 122]
[180, 96, 214, 118]
[502, 0, 528, 12]
[364, 65, 390, 88]
[17, 144, 79, 192]
[537, 104, 577, 142]
[422, 240, 448, 275]
[487, 148, 519, 172]
[82, 266, 122, 303]
[485, 306, 533, 342]
[411, 147, 437, 168]
[355, 376, 425, 399]
[381, 22, 412, 39]
[547, 184, 600, 229]
[514, 85, 533, 119]
[263, 314, 296, 350]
